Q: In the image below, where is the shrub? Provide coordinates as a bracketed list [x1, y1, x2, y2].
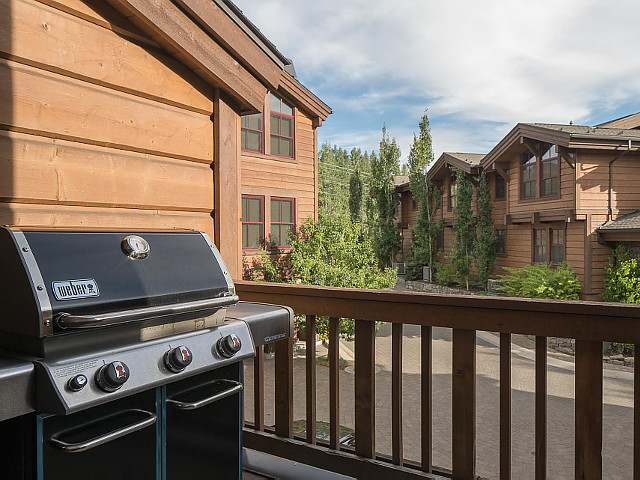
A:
[603, 246, 640, 303]
[497, 263, 581, 300]
[434, 262, 457, 287]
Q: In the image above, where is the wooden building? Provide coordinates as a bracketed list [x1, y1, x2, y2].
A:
[0, 0, 330, 280]
[397, 119, 640, 299]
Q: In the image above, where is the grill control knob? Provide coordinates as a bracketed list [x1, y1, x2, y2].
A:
[95, 361, 129, 393]
[164, 345, 193, 373]
[216, 334, 242, 358]
[67, 374, 88, 392]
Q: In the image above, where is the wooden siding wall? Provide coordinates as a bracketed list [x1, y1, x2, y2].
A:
[395, 190, 417, 263]
[488, 173, 507, 274]
[0, 0, 215, 234]
[241, 109, 317, 252]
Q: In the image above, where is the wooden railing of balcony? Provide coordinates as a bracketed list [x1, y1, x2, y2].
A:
[235, 280, 640, 480]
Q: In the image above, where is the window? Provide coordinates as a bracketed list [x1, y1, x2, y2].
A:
[270, 197, 295, 248]
[533, 226, 564, 264]
[241, 195, 264, 250]
[436, 229, 444, 251]
[412, 198, 417, 210]
[241, 113, 263, 153]
[520, 143, 560, 199]
[270, 94, 294, 158]
[495, 174, 506, 199]
[448, 175, 457, 210]
[495, 229, 506, 255]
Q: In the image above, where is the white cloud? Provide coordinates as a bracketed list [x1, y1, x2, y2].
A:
[238, 0, 640, 158]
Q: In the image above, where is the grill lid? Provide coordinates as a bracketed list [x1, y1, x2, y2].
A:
[0, 227, 237, 337]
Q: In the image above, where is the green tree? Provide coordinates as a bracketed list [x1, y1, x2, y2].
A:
[370, 126, 402, 268]
[474, 172, 495, 289]
[259, 213, 397, 339]
[348, 148, 364, 223]
[406, 111, 443, 280]
[449, 168, 475, 289]
[603, 246, 640, 303]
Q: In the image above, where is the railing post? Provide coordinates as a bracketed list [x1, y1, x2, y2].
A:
[274, 337, 293, 438]
[329, 317, 340, 450]
[421, 325, 432, 473]
[392, 322, 403, 465]
[253, 344, 264, 431]
[306, 314, 317, 444]
[355, 319, 375, 458]
[535, 336, 547, 479]
[500, 333, 511, 480]
[452, 328, 475, 480]
[575, 340, 602, 479]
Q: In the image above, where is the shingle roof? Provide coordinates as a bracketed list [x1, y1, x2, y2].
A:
[444, 152, 485, 166]
[598, 211, 640, 231]
[525, 123, 640, 139]
[394, 175, 409, 187]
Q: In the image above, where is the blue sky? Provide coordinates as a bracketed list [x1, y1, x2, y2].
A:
[239, 0, 640, 164]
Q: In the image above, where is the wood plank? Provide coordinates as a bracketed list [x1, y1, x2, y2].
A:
[1, 0, 213, 114]
[254, 344, 265, 431]
[421, 325, 433, 473]
[243, 430, 446, 480]
[355, 319, 375, 458]
[452, 329, 475, 480]
[306, 314, 317, 444]
[535, 336, 547, 480]
[575, 340, 602, 479]
[392, 322, 403, 465]
[0, 130, 213, 212]
[274, 337, 294, 438]
[500, 333, 511, 480]
[103, 0, 266, 112]
[0, 201, 213, 235]
[0, 58, 213, 162]
[329, 317, 340, 450]
[635, 343, 640, 479]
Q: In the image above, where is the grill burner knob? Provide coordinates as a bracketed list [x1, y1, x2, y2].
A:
[217, 334, 242, 358]
[95, 361, 130, 392]
[67, 374, 88, 392]
[164, 345, 193, 373]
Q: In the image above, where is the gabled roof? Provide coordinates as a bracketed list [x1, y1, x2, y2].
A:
[597, 112, 640, 130]
[427, 152, 484, 182]
[482, 123, 640, 169]
[598, 210, 640, 232]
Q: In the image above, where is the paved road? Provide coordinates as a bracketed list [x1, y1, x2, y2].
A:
[244, 324, 634, 479]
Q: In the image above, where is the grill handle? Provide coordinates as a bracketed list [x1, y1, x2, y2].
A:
[49, 409, 156, 453]
[55, 295, 239, 329]
[166, 379, 243, 411]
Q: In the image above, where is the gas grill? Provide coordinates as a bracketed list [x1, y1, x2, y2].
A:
[0, 227, 293, 480]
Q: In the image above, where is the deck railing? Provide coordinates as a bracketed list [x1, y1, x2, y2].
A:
[236, 280, 640, 480]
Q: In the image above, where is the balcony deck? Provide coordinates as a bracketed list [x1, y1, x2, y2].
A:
[235, 280, 640, 480]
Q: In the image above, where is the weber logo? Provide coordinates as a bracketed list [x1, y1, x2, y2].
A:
[52, 279, 100, 301]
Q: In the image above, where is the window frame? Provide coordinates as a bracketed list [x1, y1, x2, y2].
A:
[269, 196, 296, 250]
[240, 112, 264, 154]
[532, 224, 565, 264]
[495, 174, 506, 200]
[448, 174, 457, 211]
[241, 194, 265, 252]
[269, 94, 296, 159]
[495, 228, 506, 256]
[520, 143, 560, 200]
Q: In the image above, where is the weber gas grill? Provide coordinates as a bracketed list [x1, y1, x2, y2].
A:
[0, 227, 293, 480]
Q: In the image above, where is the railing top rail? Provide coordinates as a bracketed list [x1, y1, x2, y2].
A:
[235, 280, 640, 343]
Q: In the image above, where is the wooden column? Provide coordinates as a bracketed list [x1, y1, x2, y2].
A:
[421, 325, 432, 473]
[392, 323, 403, 465]
[535, 336, 547, 480]
[355, 319, 375, 458]
[306, 314, 317, 444]
[575, 340, 602, 479]
[500, 333, 511, 480]
[274, 337, 293, 438]
[635, 343, 640, 478]
[329, 317, 340, 450]
[452, 329, 475, 479]
[213, 90, 241, 279]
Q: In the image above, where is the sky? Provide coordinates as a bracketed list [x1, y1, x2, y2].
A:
[239, 0, 640, 164]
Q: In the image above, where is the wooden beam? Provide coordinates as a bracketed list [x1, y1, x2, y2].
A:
[575, 340, 602, 479]
[452, 329, 475, 479]
[558, 146, 576, 169]
[329, 317, 340, 450]
[392, 323, 404, 465]
[495, 166, 509, 182]
[535, 336, 547, 480]
[521, 137, 538, 157]
[355, 319, 375, 458]
[306, 314, 317, 444]
[421, 326, 433, 473]
[500, 333, 511, 480]
[274, 337, 294, 438]
[103, 0, 266, 112]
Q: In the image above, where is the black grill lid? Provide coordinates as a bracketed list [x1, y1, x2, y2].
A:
[0, 227, 236, 338]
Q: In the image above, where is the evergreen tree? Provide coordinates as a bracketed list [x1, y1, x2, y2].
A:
[406, 111, 443, 280]
[370, 126, 402, 268]
[349, 148, 364, 223]
[474, 173, 495, 289]
[449, 167, 475, 289]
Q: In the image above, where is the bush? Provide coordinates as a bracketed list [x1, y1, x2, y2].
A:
[603, 246, 640, 303]
[497, 263, 581, 300]
[434, 262, 457, 287]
